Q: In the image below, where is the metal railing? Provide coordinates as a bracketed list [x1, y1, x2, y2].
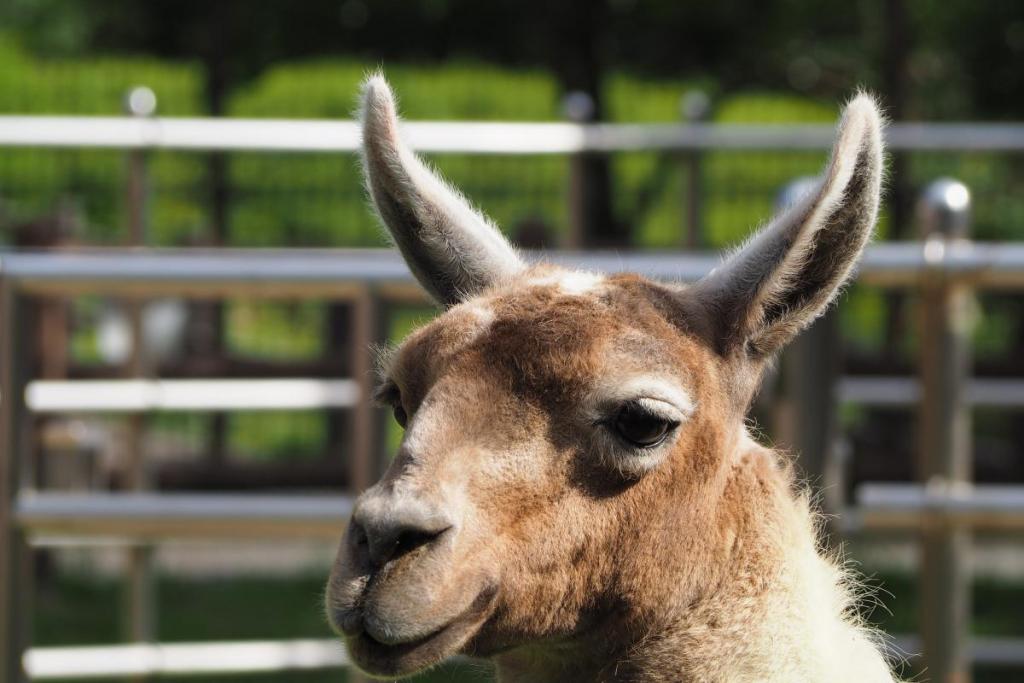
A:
[2, 240, 1024, 679]
[0, 251, 395, 683]
[3, 115, 1024, 152]
[3, 110, 1024, 681]
[25, 638, 349, 680]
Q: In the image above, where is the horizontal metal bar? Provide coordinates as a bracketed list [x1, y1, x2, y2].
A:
[22, 633, 1024, 679]
[837, 377, 1024, 407]
[838, 376, 919, 406]
[955, 636, 1024, 667]
[16, 493, 352, 540]
[0, 248, 411, 299]
[21, 378, 359, 413]
[887, 634, 1024, 667]
[25, 638, 348, 679]
[2, 116, 1024, 153]
[0, 248, 717, 287]
[854, 241, 1024, 289]
[0, 248, 719, 299]
[3, 243, 1024, 299]
[848, 484, 1024, 532]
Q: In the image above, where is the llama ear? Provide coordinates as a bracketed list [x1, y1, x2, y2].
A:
[694, 93, 884, 358]
[359, 75, 525, 306]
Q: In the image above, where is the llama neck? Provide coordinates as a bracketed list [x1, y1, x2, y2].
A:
[494, 435, 894, 683]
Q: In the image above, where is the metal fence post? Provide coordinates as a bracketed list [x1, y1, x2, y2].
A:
[563, 91, 594, 249]
[1, 276, 32, 683]
[347, 286, 388, 683]
[680, 91, 710, 248]
[124, 87, 155, 245]
[349, 287, 390, 494]
[122, 86, 158, 662]
[917, 178, 973, 683]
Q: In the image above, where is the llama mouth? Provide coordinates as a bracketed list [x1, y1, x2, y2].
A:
[346, 584, 498, 676]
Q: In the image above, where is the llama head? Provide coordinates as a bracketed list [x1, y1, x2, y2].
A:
[326, 75, 884, 678]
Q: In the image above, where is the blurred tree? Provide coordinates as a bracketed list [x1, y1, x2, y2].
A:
[2, 0, 1021, 121]
[2, 0, 1022, 249]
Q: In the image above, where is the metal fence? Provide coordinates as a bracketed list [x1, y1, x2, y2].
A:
[2, 114, 1024, 682]
[2, 243, 1023, 680]
[4, 114, 1024, 152]
[4, 110, 1024, 251]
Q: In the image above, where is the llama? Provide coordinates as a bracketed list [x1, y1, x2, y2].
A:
[325, 75, 897, 682]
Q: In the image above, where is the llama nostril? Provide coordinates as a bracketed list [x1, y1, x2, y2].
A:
[366, 522, 450, 569]
[394, 524, 449, 557]
[345, 519, 374, 573]
[347, 519, 368, 552]
[352, 494, 454, 571]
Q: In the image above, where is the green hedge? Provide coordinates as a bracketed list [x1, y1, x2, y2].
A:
[0, 35, 206, 243]
[2, 37, 1021, 250]
[0, 39, 855, 250]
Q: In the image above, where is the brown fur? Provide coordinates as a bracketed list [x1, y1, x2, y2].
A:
[328, 271, 884, 681]
[325, 76, 895, 682]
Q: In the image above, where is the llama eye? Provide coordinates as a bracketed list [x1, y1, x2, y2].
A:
[393, 404, 408, 429]
[611, 402, 677, 448]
